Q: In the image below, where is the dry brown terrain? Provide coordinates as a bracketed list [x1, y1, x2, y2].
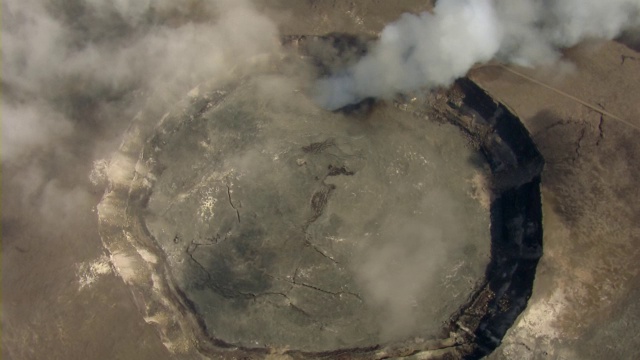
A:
[470, 41, 640, 359]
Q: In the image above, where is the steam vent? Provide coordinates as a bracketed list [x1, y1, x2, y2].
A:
[97, 35, 543, 359]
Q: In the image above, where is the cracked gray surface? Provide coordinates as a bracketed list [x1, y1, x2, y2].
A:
[141, 76, 491, 351]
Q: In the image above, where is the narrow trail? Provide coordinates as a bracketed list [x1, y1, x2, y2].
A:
[472, 63, 640, 132]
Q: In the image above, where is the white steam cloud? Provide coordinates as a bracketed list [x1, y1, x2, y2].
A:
[2, 0, 279, 227]
[354, 190, 467, 341]
[314, 0, 640, 110]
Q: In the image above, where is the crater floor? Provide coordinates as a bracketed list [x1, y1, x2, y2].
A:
[141, 76, 491, 351]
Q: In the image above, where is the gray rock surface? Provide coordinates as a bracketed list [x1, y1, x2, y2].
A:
[118, 75, 492, 353]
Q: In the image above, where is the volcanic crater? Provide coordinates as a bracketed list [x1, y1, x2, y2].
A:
[97, 35, 543, 359]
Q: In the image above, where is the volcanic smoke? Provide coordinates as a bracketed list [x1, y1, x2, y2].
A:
[313, 0, 640, 110]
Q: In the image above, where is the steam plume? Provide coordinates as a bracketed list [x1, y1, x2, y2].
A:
[2, 0, 279, 225]
[314, 0, 640, 110]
